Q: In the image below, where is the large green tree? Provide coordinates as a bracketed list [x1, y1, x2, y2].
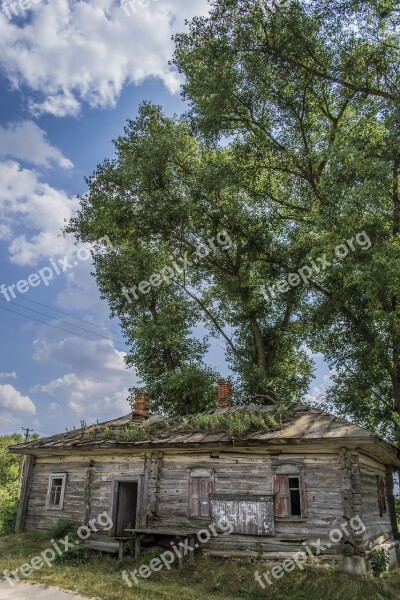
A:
[172, 0, 400, 437]
[67, 103, 313, 413]
[69, 0, 400, 436]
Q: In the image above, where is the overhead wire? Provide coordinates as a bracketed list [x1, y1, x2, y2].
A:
[13, 294, 125, 339]
[0, 298, 122, 344]
[0, 303, 128, 352]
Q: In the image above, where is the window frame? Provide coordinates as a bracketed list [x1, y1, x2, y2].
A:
[274, 468, 307, 520]
[46, 473, 67, 510]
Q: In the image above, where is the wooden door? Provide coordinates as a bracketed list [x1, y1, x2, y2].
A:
[116, 482, 138, 537]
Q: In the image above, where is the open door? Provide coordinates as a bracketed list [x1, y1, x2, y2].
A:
[115, 481, 138, 537]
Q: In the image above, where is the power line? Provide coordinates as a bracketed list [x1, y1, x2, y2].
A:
[0, 304, 128, 352]
[14, 294, 125, 339]
[34, 429, 58, 435]
[1, 298, 122, 345]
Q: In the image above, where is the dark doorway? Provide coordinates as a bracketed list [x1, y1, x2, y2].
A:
[115, 482, 138, 537]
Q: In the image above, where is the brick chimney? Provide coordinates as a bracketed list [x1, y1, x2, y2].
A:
[217, 379, 233, 409]
[132, 391, 150, 421]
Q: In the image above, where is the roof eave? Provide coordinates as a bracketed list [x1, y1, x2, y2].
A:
[9, 436, 400, 467]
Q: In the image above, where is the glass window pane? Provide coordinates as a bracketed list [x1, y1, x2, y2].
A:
[290, 489, 301, 516]
[49, 477, 64, 506]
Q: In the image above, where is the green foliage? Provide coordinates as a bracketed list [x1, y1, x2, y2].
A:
[52, 540, 91, 566]
[67, 0, 400, 436]
[0, 435, 23, 535]
[48, 518, 74, 540]
[369, 549, 390, 577]
[185, 409, 282, 437]
[0, 480, 19, 536]
[85, 407, 287, 443]
[172, 0, 400, 439]
[395, 497, 400, 525]
[66, 104, 313, 414]
[0, 434, 21, 486]
[0, 434, 40, 535]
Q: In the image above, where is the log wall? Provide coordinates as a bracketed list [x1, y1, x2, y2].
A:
[24, 454, 145, 532]
[22, 447, 397, 560]
[358, 455, 393, 547]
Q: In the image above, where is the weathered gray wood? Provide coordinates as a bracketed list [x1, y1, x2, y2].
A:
[339, 448, 356, 555]
[15, 455, 35, 532]
[385, 466, 399, 541]
[147, 451, 163, 519]
[16, 443, 399, 563]
[85, 540, 119, 553]
[84, 462, 95, 525]
[138, 453, 149, 527]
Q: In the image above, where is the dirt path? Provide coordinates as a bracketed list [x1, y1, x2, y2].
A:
[0, 581, 95, 600]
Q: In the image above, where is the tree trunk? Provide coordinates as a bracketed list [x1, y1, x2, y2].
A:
[249, 317, 269, 374]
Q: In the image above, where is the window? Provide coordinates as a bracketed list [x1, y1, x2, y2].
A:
[377, 476, 387, 517]
[188, 468, 213, 517]
[46, 474, 67, 509]
[274, 472, 307, 518]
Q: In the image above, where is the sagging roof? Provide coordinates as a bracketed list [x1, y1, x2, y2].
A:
[9, 404, 400, 466]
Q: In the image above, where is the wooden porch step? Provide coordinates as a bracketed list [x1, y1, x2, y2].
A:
[84, 540, 120, 553]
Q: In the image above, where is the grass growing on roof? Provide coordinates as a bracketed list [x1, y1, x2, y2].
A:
[83, 407, 289, 443]
[183, 410, 282, 437]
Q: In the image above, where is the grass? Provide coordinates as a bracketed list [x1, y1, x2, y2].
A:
[83, 407, 289, 444]
[1, 533, 400, 600]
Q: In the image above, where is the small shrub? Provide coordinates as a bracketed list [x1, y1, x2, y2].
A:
[0, 504, 18, 536]
[395, 497, 400, 526]
[255, 543, 263, 561]
[53, 539, 91, 566]
[138, 546, 164, 564]
[49, 518, 74, 539]
[0, 480, 20, 536]
[369, 548, 390, 576]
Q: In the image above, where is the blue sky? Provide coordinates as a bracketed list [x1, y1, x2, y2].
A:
[0, 0, 329, 437]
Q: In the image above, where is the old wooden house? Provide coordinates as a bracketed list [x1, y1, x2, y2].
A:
[10, 380, 400, 574]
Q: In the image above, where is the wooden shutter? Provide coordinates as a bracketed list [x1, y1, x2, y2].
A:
[199, 477, 212, 517]
[189, 477, 200, 516]
[377, 476, 387, 517]
[274, 474, 289, 517]
[188, 476, 213, 517]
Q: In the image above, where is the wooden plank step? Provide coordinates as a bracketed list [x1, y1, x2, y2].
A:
[84, 540, 120, 553]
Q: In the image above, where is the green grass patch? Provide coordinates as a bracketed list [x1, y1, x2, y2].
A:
[83, 407, 289, 444]
[1, 533, 400, 600]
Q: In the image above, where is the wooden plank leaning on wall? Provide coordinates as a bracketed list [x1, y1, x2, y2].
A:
[15, 454, 35, 533]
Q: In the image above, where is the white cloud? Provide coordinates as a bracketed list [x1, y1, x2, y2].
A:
[0, 0, 209, 116]
[0, 413, 22, 431]
[0, 371, 17, 379]
[0, 224, 12, 240]
[305, 370, 337, 406]
[29, 92, 81, 119]
[0, 384, 36, 414]
[0, 121, 73, 169]
[33, 334, 136, 422]
[0, 160, 78, 265]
